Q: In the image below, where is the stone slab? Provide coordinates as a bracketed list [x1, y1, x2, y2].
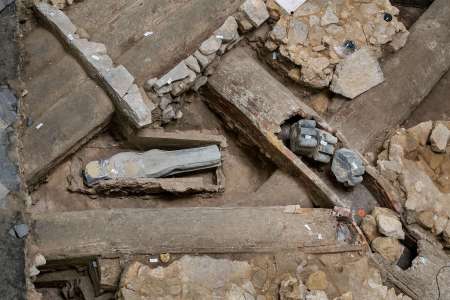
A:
[329, 0, 450, 153]
[31, 207, 362, 259]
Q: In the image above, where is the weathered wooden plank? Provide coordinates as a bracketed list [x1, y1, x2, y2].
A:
[329, 0, 450, 153]
[206, 48, 344, 208]
[31, 207, 363, 260]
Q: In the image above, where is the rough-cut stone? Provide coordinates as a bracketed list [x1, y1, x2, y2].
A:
[443, 222, 450, 246]
[35, 3, 77, 38]
[321, 4, 338, 26]
[199, 35, 222, 56]
[306, 271, 328, 290]
[103, 65, 135, 98]
[0, 182, 9, 204]
[330, 48, 384, 99]
[310, 92, 329, 114]
[331, 148, 365, 186]
[194, 50, 215, 69]
[279, 275, 306, 300]
[185, 55, 201, 73]
[122, 84, 153, 128]
[241, 0, 269, 27]
[0, 87, 17, 130]
[305, 290, 329, 300]
[429, 123, 449, 153]
[376, 214, 404, 239]
[389, 31, 409, 51]
[118, 256, 252, 300]
[407, 121, 433, 146]
[84, 145, 222, 185]
[371, 237, 404, 263]
[0, 0, 14, 12]
[154, 61, 191, 89]
[214, 16, 239, 42]
[432, 214, 448, 236]
[417, 210, 434, 230]
[361, 215, 380, 242]
[288, 19, 309, 46]
[99, 258, 121, 290]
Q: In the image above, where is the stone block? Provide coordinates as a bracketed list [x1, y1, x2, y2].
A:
[103, 65, 135, 98]
[122, 84, 153, 128]
[430, 123, 449, 153]
[35, 3, 77, 39]
[330, 48, 384, 99]
[154, 61, 191, 89]
[240, 0, 269, 27]
[214, 16, 239, 42]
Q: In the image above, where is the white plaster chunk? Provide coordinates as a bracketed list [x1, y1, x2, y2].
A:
[240, 0, 269, 27]
[122, 84, 153, 128]
[330, 48, 384, 99]
[199, 35, 222, 56]
[35, 3, 77, 37]
[104, 65, 135, 98]
[154, 61, 191, 89]
[275, 0, 307, 14]
[214, 16, 239, 42]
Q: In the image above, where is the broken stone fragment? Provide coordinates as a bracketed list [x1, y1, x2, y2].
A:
[199, 35, 222, 56]
[161, 104, 176, 124]
[406, 120, 432, 146]
[429, 123, 449, 153]
[184, 55, 201, 73]
[389, 31, 409, 51]
[35, 3, 77, 39]
[331, 148, 365, 186]
[321, 4, 339, 26]
[194, 50, 215, 70]
[306, 290, 329, 300]
[84, 145, 222, 186]
[240, 0, 269, 27]
[279, 274, 306, 300]
[287, 19, 309, 46]
[214, 16, 239, 42]
[330, 48, 384, 99]
[122, 84, 153, 128]
[193, 76, 208, 91]
[416, 210, 434, 230]
[371, 236, 404, 263]
[154, 61, 191, 89]
[376, 214, 404, 239]
[361, 214, 380, 242]
[103, 65, 135, 98]
[306, 271, 328, 290]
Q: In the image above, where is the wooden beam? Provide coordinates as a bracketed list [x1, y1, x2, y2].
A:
[30, 207, 363, 260]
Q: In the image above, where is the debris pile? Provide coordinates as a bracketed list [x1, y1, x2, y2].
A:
[144, 15, 242, 124]
[361, 207, 406, 263]
[263, 0, 408, 96]
[115, 255, 412, 300]
[376, 121, 450, 247]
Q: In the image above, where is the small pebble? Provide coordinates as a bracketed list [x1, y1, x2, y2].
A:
[343, 40, 356, 51]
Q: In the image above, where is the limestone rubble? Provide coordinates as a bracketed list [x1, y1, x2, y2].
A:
[264, 0, 408, 91]
[376, 121, 450, 247]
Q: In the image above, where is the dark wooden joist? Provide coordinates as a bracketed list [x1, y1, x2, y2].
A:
[30, 207, 364, 260]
